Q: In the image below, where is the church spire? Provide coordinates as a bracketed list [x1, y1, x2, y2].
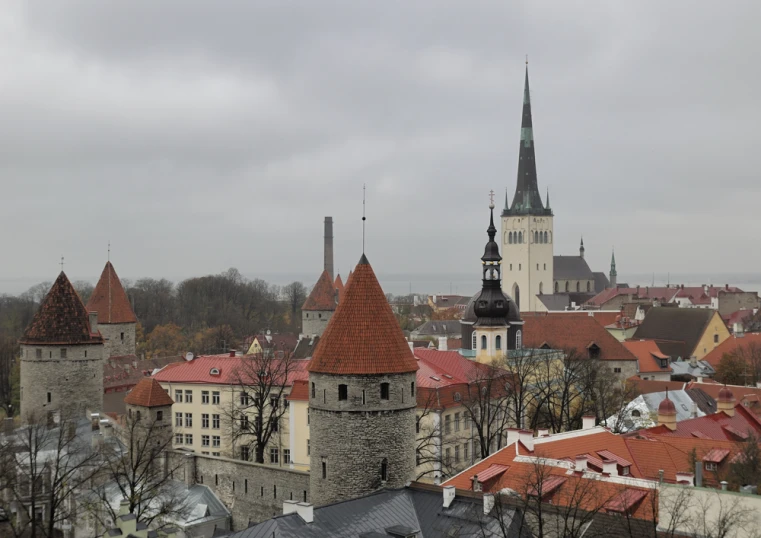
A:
[579, 236, 585, 259]
[504, 63, 547, 216]
[504, 188, 510, 212]
[610, 249, 618, 288]
[545, 187, 550, 209]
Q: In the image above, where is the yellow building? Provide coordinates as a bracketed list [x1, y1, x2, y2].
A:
[633, 307, 731, 361]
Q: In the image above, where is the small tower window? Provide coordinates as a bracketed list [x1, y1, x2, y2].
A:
[47, 392, 52, 404]
[60, 348, 67, 359]
[516, 330, 523, 350]
[157, 411, 163, 421]
[576, 282, 581, 292]
[36, 349, 42, 359]
[311, 382, 315, 398]
[565, 282, 570, 292]
[381, 458, 388, 482]
[120, 332, 124, 341]
[495, 335, 502, 350]
[380, 383, 390, 400]
[136, 411, 141, 422]
[587, 281, 591, 292]
[481, 335, 487, 350]
[534, 231, 539, 243]
[539, 282, 544, 295]
[322, 458, 327, 479]
[508, 232, 513, 244]
[338, 384, 348, 401]
[411, 382, 415, 397]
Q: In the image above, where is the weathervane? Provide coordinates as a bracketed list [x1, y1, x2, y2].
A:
[108, 241, 111, 262]
[362, 184, 367, 253]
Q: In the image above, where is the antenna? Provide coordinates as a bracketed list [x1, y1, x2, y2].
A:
[362, 184, 366, 253]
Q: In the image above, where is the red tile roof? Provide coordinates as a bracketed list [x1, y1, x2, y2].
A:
[20, 272, 103, 345]
[521, 313, 637, 361]
[639, 403, 761, 440]
[702, 333, 761, 368]
[687, 380, 761, 412]
[472, 464, 509, 482]
[287, 379, 309, 401]
[702, 448, 730, 463]
[302, 270, 338, 311]
[334, 274, 345, 304]
[124, 377, 174, 407]
[308, 255, 418, 375]
[86, 261, 138, 324]
[104, 354, 185, 391]
[153, 354, 310, 385]
[623, 340, 672, 374]
[587, 287, 679, 307]
[605, 488, 648, 513]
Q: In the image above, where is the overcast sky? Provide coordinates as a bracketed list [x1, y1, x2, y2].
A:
[2, 1, 760, 292]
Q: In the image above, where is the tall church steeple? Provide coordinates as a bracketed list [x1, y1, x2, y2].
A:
[609, 249, 617, 288]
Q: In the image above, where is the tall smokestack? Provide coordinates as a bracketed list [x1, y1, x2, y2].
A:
[324, 216, 334, 280]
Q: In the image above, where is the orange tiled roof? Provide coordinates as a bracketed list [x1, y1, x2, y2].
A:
[703, 333, 761, 368]
[302, 270, 338, 311]
[638, 403, 761, 440]
[308, 255, 418, 375]
[287, 379, 309, 401]
[86, 261, 138, 324]
[627, 377, 685, 395]
[124, 377, 174, 407]
[20, 272, 103, 345]
[334, 274, 345, 304]
[623, 340, 672, 374]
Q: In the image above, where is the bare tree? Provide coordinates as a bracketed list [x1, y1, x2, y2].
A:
[685, 488, 761, 538]
[727, 430, 761, 491]
[592, 369, 641, 434]
[413, 389, 469, 482]
[496, 349, 541, 430]
[459, 362, 514, 459]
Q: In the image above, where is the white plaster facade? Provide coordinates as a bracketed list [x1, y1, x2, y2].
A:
[501, 214, 554, 312]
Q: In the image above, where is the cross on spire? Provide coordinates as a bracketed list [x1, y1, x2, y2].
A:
[488, 189, 495, 209]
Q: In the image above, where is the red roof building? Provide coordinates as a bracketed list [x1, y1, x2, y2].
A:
[702, 332, 761, 368]
[153, 354, 310, 386]
[124, 377, 174, 407]
[623, 340, 672, 379]
[307, 255, 418, 376]
[635, 402, 761, 441]
[86, 261, 138, 324]
[302, 270, 338, 311]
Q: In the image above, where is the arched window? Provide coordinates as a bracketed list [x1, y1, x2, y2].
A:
[534, 231, 539, 243]
[519, 231, 523, 244]
[481, 335, 487, 350]
[539, 282, 543, 295]
[554, 282, 559, 293]
[513, 285, 520, 310]
[544, 231, 548, 243]
[576, 282, 580, 292]
[587, 281, 591, 292]
[516, 330, 522, 350]
[381, 458, 388, 482]
[565, 282, 570, 292]
[472, 332, 477, 350]
[508, 232, 513, 244]
[495, 335, 502, 350]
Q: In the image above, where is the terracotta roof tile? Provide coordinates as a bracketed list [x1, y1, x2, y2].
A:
[302, 270, 338, 311]
[703, 333, 761, 368]
[308, 255, 418, 375]
[104, 354, 186, 391]
[623, 340, 672, 374]
[20, 272, 103, 345]
[153, 354, 310, 385]
[124, 377, 174, 407]
[86, 261, 137, 324]
[287, 379, 309, 401]
[638, 403, 761, 440]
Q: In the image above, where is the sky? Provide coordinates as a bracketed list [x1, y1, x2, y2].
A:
[2, 1, 760, 293]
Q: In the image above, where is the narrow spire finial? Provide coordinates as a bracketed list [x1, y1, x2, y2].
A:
[362, 184, 366, 254]
[108, 241, 111, 262]
[525, 54, 528, 66]
[60, 256, 65, 272]
[488, 189, 495, 209]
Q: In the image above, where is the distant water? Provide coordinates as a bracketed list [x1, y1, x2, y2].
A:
[2, 272, 758, 298]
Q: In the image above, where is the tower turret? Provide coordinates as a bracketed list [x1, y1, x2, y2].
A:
[87, 261, 137, 358]
[308, 254, 418, 506]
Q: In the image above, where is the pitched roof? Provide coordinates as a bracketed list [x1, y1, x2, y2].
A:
[592, 272, 610, 294]
[308, 255, 418, 375]
[104, 354, 186, 392]
[627, 377, 686, 395]
[702, 332, 761, 368]
[521, 313, 637, 361]
[586, 287, 679, 308]
[302, 270, 337, 311]
[86, 261, 138, 324]
[553, 255, 594, 280]
[153, 354, 310, 385]
[638, 403, 761, 440]
[334, 274, 345, 304]
[411, 320, 461, 336]
[124, 377, 174, 407]
[20, 272, 103, 345]
[633, 307, 721, 359]
[623, 340, 672, 374]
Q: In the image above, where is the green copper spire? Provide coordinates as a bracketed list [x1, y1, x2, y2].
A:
[610, 249, 617, 276]
[545, 187, 550, 209]
[504, 188, 509, 212]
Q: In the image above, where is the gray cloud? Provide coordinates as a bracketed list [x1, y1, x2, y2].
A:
[2, 0, 760, 292]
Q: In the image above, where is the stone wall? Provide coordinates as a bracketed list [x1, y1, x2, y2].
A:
[301, 310, 332, 337]
[168, 451, 310, 531]
[20, 342, 104, 420]
[717, 291, 760, 317]
[309, 372, 417, 506]
[604, 359, 639, 381]
[99, 322, 136, 358]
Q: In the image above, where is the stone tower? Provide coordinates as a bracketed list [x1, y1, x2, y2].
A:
[501, 64, 554, 312]
[301, 270, 338, 337]
[124, 377, 174, 449]
[19, 272, 105, 421]
[86, 261, 138, 358]
[609, 250, 617, 289]
[308, 254, 419, 506]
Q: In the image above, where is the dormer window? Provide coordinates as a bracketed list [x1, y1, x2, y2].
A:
[209, 368, 220, 376]
[588, 344, 601, 359]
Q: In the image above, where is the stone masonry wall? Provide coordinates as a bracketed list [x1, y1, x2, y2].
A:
[20, 343, 104, 420]
[99, 322, 136, 358]
[309, 372, 417, 506]
[301, 310, 332, 337]
[167, 451, 309, 530]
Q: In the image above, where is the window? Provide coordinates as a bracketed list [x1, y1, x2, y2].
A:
[202, 391, 209, 404]
[455, 445, 460, 463]
[240, 415, 249, 430]
[411, 382, 415, 397]
[614, 367, 622, 373]
[212, 436, 221, 448]
[121, 332, 124, 341]
[202, 414, 209, 428]
[185, 434, 193, 445]
[156, 410, 163, 421]
[380, 383, 390, 400]
[239, 392, 249, 406]
[705, 462, 717, 472]
[565, 282, 570, 292]
[631, 409, 641, 418]
[307, 439, 310, 456]
[509, 263, 513, 271]
[519, 264, 522, 270]
[495, 335, 502, 350]
[714, 334, 719, 344]
[416, 449, 422, 466]
[270, 448, 279, 464]
[464, 411, 470, 429]
[36, 348, 42, 359]
[284, 449, 291, 464]
[445, 414, 451, 435]
[576, 282, 581, 292]
[307, 409, 310, 425]
[202, 435, 210, 447]
[185, 390, 193, 403]
[544, 231, 548, 243]
[481, 335, 487, 350]
[60, 348, 67, 359]
[534, 231, 539, 243]
[338, 384, 348, 401]
[175, 433, 183, 444]
[175, 413, 182, 426]
[212, 452, 220, 457]
[270, 396, 279, 409]
[464, 443, 469, 461]
[455, 412, 461, 432]
[416, 415, 421, 434]
[212, 391, 220, 405]
[508, 232, 513, 244]
[47, 392, 51, 404]
[381, 458, 388, 482]
[212, 414, 220, 429]
[516, 330, 522, 350]
[555, 282, 559, 293]
[544, 263, 546, 270]
[587, 281, 591, 292]
[241, 446, 250, 461]
[322, 459, 327, 479]
[311, 382, 316, 398]
[175, 390, 183, 403]
[445, 448, 451, 465]
[185, 413, 192, 427]
[621, 466, 631, 476]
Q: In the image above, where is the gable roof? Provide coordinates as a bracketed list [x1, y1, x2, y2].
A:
[623, 340, 672, 374]
[86, 261, 138, 324]
[20, 272, 103, 345]
[638, 403, 761, 440]
[633, 307, 719, 358]
[702, 332, 761, 368]
[302, 270, 337, 311]
[586, 287, 679, 308]
[308, 255, 418, 376]
[521, 313, 636, 361]
[124, 377, 174, 407]
[553, 255, 594, 281]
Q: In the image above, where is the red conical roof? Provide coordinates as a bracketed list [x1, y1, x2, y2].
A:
[302, 270, 338, 311]
[20, 272, 103, 345]
[334, 273, 345, 303]
[125, 377, 174, 407]
[308, 255, 418, 375]
[86, 261, 137, 324]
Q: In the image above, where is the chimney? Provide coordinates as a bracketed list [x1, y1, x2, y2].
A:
[676, 472, 695, 486]
[602, 459, 618, 476]
[283, 500, 299, 515]
[324, 217, 334, 280]
[506, 428, 520, 446]
[690, 355, 698, 368]
[695, 462, 703, 487]
[118, 500, 130, 517]
[296, 502, 313, 524]
[483, 493, 495, 515]
[438, 337, 448, 351]
[89, 311, 98, 333]
[518, 429, 534, 451]
[582, 416, 596, 430]
[537, 428, 549, 438]
[443, 485, 456, 508]
[575, 455, 588, 473]
[229, 350, 236, 357]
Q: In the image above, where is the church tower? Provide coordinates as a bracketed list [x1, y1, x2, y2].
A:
[308, 254, 418, 506]
[501, 64, 554, 312]
[609, 250, 617, 288]
[86, 261, 137, 358]
[19, 272, 105, 421]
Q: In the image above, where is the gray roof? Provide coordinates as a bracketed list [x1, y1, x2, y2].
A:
[226, 486, 529, 538]
[634, 307, 717, 359]
[292, 336, 319, 359]
[412, 320, 461, 337]
[592, 272, 610, 294]
[553, 255, 595, 281]
[641, 390, 703, 422]
[536, 293, 597, 311]
[670, 359, 716, 378]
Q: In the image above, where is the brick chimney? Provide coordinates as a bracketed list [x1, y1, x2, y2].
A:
[324, 217, 334, 280]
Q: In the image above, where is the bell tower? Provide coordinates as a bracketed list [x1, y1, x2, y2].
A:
[501, 63, 554, 312]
